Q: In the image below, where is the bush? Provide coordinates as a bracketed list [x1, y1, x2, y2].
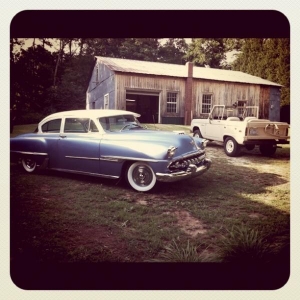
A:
[218, 225, 276, 264]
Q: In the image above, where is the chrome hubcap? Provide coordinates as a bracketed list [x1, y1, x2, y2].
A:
[133, 166, 153, 187]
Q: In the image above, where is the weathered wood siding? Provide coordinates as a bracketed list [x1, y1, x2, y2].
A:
[115, 73, 186, 117]
[86, 63, 116, 109]
[193, 79, 271, 118]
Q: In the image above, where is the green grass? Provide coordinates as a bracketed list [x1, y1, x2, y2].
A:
[10, 123, 290, 266]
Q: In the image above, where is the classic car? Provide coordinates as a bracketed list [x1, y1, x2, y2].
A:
[191, 105, 290, 157]
[10, 109, 211, 192]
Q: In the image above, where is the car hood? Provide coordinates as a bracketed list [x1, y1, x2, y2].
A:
[102, 130, 202, 159]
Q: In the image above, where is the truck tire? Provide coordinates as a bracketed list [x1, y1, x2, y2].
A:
[259, 144, 277, 156]
[193, 129, 203, 138]
[224, 137, 241, 157]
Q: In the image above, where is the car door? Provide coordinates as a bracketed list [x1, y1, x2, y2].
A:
[56, 118, 101, 174]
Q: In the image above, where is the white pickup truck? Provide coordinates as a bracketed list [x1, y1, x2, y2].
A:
[190, 105, 290, 157]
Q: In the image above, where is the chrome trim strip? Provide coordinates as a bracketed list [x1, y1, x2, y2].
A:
[50, 168, 119, 179]
[65, 155, 100, 161]
[100, 155, 162, 163]
[10, 151, 48, 156]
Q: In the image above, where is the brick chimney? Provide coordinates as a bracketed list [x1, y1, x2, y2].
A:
[184, 62, 194, 125]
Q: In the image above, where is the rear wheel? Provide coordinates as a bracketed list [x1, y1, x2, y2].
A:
[224, 137, 241, 157]
[259, 144, 277, 156]
[126, 162, 156, 192]
[21, 157, 37, 173]
[193, 129, 203, 138]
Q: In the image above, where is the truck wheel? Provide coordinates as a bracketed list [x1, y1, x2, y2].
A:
[259, 144, 277, 156]
[224, 137, 241, 157]
[193, 129, 203, 138]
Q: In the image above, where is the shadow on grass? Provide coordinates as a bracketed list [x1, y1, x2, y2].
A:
[10, 143, 290, 290]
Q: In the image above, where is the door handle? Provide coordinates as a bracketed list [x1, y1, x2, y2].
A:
[59, 134, 67, 138]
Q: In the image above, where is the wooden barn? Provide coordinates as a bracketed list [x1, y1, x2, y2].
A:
[86, 56, 282, 125]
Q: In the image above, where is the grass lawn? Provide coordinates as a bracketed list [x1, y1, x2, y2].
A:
[10, 123, 290, 289]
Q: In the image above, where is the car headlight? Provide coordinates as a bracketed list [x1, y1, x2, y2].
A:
[167, 146, 177, 158]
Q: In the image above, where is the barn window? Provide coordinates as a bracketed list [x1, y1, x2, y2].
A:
[237, 100, 247, 115]
[167, 92, 178, 113]
[104, 94, 109, 109]
[202, 94, 212, 113]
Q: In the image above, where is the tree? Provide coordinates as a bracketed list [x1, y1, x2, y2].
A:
[232, 38, 290, 106]
[10, 44, 55, 123]
[157, 38, 188, 64]
[184, 38, 227, 68]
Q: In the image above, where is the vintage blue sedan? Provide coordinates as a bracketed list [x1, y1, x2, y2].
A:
[10, 110, 211, 192]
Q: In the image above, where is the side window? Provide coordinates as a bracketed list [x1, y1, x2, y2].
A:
[104, 93, 109, 109]
[64, 118, 89, 133]
[90, 120, 99, 132]
[41, 119, 61, 133]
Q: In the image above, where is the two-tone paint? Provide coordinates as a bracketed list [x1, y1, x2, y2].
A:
[11, 109, 211, 192]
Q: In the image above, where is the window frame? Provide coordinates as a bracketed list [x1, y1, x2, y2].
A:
[104, 93, 109, 109]
[41, 118, 62, 133]
[166, 92, 178, 114]
[201, 93, 213, 114]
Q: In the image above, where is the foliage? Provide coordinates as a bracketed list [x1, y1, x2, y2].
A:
[148, 239, 204, 262]
[10, 37, 290, 123]
[184, 38, 228, 68]
[157, 38, 188, 64]
[218, 225, 277, 264]
[232, 38, 290, 106]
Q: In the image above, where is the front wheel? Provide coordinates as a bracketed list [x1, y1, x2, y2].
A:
[259, 144, 277, 156]
[126, 162, 157, 192]
[21, 157, 37, 173]
[224, 137, 241, 157]
[193, 129, 203, 138]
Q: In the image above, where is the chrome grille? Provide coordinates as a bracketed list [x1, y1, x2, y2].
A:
[168, 151, 206, 172]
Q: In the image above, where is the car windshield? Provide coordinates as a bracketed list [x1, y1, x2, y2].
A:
[98, 114, 144, 132]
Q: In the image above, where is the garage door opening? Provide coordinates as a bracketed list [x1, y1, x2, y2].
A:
[126, 93, 159, 123]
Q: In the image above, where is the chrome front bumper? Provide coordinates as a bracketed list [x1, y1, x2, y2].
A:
[156, 158, 212, 183]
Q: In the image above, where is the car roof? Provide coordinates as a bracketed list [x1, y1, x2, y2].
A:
[40, 109, 140, 123]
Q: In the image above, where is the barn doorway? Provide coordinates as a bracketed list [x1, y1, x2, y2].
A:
[126, 92, 160, 123]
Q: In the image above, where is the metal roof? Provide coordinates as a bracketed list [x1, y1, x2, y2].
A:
[95, 56, 282, 87]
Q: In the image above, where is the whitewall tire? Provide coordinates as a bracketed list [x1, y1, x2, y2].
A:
[21, 157, 37, 173]
[126, 162, 156, 192]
